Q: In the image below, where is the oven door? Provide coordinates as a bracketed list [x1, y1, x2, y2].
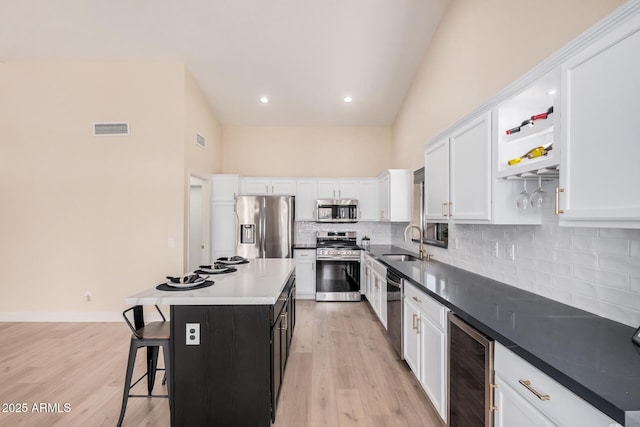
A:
[315, 259, 361, 301]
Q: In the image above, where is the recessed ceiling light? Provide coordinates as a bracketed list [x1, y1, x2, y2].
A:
[344, 96, 353, 103]
[548, 89, 556, 96]
[260, 97, 269, 104]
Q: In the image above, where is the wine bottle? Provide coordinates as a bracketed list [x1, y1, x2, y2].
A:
[507, 144, 553, 166]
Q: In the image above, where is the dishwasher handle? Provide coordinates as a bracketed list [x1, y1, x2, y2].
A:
[386, 271, 403, 289]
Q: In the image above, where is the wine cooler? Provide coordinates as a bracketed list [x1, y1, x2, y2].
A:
[448, 313, 495, 427]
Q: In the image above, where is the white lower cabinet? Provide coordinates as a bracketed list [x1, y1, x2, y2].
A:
[371, 260, 387, 328]
[294, 249, 316, 299]
[494, 374, 555, 427]
[403, 298, 421, 377]
[494, 342, 621, 427]
[362, 253, 387, 329]
[403, 282, 447, 422]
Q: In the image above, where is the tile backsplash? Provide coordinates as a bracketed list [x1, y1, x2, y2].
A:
[391, 216, 640, 328]
[297, 211, 640, 328]
[295, 221, 392, 245]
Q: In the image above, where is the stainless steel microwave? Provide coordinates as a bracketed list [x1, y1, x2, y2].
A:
[316, 199, 358, 223]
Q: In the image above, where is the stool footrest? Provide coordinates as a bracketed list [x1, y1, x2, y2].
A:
[128, 394, 169, 398]
[129, 368, 166, 391]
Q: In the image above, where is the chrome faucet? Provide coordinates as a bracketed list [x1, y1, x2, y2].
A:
[403, 223, 430, 261]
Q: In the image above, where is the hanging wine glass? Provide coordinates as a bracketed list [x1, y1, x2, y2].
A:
[516, 179, 530, 211]
[529, 176, 548, 209]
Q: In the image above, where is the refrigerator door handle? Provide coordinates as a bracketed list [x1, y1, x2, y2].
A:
[260, 198, 267, 258]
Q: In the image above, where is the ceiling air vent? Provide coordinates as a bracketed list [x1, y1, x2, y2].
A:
[196, 133, 206, 148]
[93, 122, 130, 136]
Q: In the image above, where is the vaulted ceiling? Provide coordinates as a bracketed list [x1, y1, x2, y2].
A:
[1, 0, 448, 126]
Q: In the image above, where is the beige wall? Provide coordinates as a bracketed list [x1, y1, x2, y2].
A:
[392, 0, 625, 170]
[183, 69, 224, 267]
[0, 62, 221, 317]
[222, 126, 392, 177]
[184, 69, 224, 177]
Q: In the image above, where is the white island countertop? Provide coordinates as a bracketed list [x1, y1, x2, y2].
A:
[125, 258, 295, 306]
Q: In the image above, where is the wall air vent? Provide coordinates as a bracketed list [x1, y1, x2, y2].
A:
[196, 133, 206, 148]
[93, 122, 130, 136]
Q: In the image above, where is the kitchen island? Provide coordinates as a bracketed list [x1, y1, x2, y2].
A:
[125, 258, 296, 427]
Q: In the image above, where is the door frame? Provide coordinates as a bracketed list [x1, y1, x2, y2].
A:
[186, 173, 211, 272]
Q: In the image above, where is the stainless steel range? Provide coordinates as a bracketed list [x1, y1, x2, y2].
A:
[315, 231, 361, 301]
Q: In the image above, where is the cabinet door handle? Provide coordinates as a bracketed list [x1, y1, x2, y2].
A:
[416, 317, 421, 334]
[448, 202, 453, 217]
[554, 187, 565, 215]
[412, 313, 417, 330]
[412, 296, 422, 304]
[490, 384, 498, 411]
[280, 312, 288, 330]
[442, 202, 448, 217]
[272, 185, 274, 194]
[518, 379, 550, 401]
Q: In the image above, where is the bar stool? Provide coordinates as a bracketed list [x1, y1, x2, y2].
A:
[117, 305, 170, 427]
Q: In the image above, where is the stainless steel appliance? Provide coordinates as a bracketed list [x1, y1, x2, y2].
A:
[316, 199, 358, 223]
[315, 231, 361, 301]
[448, 313, 495, 427]
[235, 195, 294, 259]
[386, 269, 403, 358]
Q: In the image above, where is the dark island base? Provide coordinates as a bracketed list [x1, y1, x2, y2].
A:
[169, 276, 296, 427]
[171, 305, 271, 427]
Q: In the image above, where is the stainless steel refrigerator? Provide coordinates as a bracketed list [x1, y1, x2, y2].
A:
[235, 195, 295, 258]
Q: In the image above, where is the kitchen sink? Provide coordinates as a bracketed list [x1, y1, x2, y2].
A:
[382, 253, 420, 262]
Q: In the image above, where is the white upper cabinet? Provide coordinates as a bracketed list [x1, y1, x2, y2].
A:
[295, 180, 318, 221]
[496, 72, 559, 180]
[492, 71, 559, 225]
[357, 179, 378, 221]
[378, 173, 390, 220]
[450, 112, 492, 221]
[240, 177, 296, 195]
[425, 139, 450, 221]
[378, 169, 411, 222]
[559, 12, 640, 228]
[317, 179, 359, 199]
[211, 174, 239, 202]
[425, 113, 491, 223]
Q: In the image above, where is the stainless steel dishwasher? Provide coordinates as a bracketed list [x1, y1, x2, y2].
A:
[386, 269, 403, 358]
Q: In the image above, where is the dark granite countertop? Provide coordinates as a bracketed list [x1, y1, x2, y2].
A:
[365, 245, 640, 426]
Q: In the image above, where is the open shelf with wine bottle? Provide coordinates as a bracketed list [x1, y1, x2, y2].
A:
[496, 70, 560, 179]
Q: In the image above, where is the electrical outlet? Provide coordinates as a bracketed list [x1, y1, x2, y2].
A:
[186, 323, 200, 346]
[507, 244, 516, 261]
[493, 241, 499, 258]
[84, 291, 91, 302]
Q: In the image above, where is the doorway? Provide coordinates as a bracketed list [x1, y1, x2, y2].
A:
[188, 175, 209, 271]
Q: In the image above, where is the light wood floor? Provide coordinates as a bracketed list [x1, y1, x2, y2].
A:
[0, 301, 443, 427]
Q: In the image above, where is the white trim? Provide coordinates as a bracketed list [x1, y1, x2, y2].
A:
[0, 311, 168, 322]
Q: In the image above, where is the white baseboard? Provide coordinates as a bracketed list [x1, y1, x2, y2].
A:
[0, 311, 167, 322]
